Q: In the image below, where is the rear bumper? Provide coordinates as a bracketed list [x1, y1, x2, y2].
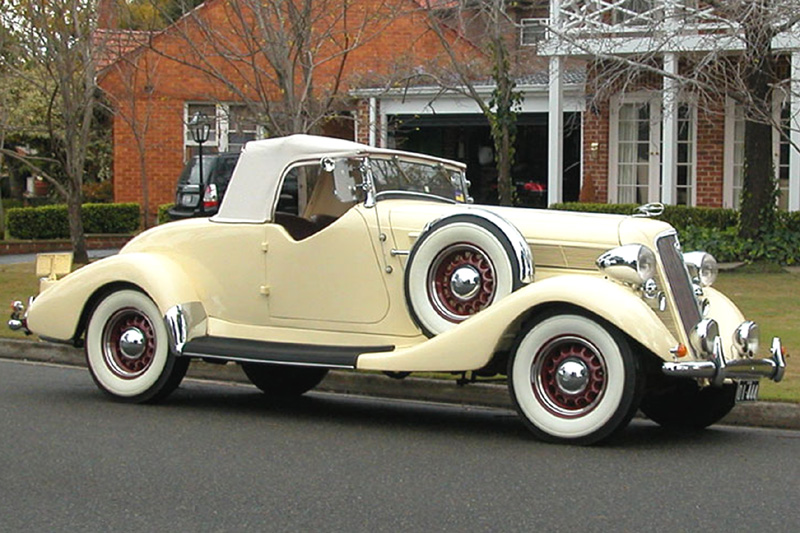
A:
[663, 337, 786, 385]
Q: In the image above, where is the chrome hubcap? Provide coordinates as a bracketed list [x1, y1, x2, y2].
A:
[450, 266, 481, 300]
[555, 359, 589, 395]
[532, 335, 607, 418]
[119, 327, 146, 359]
[102, 308, 157, 379]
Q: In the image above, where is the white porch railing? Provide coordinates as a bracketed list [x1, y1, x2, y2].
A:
[555, 0, 729, 36]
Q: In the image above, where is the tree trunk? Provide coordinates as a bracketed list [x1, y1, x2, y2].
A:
[495, 127, 513, 206]
[738, 2, 777, 240]
[66, 196, 89, 264]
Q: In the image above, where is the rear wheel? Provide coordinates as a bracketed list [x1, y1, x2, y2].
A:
[241, 363, 328, 398]
[641, 380, 736, 430]
[85, 289, 188, 403]
[508, 313, 643, 445]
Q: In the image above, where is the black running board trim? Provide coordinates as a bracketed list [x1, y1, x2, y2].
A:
[180, 336, 394, 369]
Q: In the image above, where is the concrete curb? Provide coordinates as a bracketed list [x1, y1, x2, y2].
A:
[2, 338, 798, 430]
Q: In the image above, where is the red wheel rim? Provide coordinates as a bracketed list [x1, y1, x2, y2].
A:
[427, 243, 495, 322]
[532, 336, 606, 418]
[101, 308, 157, 379]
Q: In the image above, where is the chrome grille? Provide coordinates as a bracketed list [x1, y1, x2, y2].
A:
[656, 233, 701, 339]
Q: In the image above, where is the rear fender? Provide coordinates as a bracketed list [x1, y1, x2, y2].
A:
[26, 253, 204, 343]
[357, 275, 677, 372]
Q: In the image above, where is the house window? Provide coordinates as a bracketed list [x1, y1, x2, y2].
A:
[676, 104, 696, 206]
[615, 101, 655, 204]
[777, 101, 791, 210]
[520, 19, 547, 46]
[724, 98, 790, 210]
[184, 103, 258, 158]
[610, 95, 696, 205]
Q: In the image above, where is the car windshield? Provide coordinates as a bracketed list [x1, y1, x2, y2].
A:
[368, 156, 467, 203]
[178, 155, 216, 185]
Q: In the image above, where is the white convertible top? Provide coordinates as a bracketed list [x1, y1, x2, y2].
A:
[213, 134, 465, 223]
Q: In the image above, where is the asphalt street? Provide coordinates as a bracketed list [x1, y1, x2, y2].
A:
[2, 359, 800, 532]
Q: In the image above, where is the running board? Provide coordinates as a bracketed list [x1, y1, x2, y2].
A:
[180, 336, 394, 369]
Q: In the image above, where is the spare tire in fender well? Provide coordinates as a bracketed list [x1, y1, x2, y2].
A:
[404, 209, 534, 337]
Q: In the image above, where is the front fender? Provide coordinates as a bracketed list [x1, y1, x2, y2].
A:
[357, 275, 677, 372]
[27, 253, 203, 342]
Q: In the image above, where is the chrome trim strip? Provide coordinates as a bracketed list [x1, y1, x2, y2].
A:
[164, 302, 207, 355]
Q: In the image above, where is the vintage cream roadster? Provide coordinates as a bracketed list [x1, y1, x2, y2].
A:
[11, 135, 786, 444]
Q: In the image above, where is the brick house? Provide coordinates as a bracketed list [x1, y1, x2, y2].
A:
[100, 0, 592, 216]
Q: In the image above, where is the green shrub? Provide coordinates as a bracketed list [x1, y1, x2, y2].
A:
[157, 204, 174, 225]
[7, 203, 141, 239]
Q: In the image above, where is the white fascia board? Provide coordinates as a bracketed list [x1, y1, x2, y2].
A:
[360, 85, 586, 115]
[542, 29, 800, 57]
[541, 34, 746, 57]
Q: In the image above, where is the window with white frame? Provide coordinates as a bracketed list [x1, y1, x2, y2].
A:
[610, 95, 696, 206]
[724, 98, 790, 210]
[520, 19, 547, 46]
[676, 104, 696, 206]
[184, 103, 259, 158]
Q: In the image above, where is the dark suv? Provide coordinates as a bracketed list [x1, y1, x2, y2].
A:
[167, 153, 240, 220]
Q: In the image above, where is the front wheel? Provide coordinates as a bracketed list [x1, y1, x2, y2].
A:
[508, 312, 643, 445]
[640, 380, 736, 430]
[85, 289, 188, 403]
[241, 363, 328, 398]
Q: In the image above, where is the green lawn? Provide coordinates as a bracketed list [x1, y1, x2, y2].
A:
[714, 270, 799, 402]
[0, 261, 796, 401]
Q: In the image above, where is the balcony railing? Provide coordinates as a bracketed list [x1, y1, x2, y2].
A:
[557, 0, 733, 35]
[542, 0, 739, 55]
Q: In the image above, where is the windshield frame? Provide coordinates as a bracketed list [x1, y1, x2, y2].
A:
[334, 154, 470, 207]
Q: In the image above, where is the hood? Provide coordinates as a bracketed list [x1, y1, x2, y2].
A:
[385, 202, 675, 271]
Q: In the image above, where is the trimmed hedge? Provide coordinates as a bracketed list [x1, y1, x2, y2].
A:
[158, 203, 174, 225]
[7, 203, 141, 239]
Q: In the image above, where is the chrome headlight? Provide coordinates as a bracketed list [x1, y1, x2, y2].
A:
[690, 318, 719, 356]
[597, 244, 657, 288]
[683, 251, 718, 287]
[733, 321, 759, 357]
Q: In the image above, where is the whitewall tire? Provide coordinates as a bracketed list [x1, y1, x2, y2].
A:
[405, 216, 522, 336]
[508, 312, 642, 445]
[85, 290, 188, 403]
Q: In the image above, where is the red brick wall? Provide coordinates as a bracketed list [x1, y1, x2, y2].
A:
[581, 101, 610, 203]
[695, 100, 725, 207]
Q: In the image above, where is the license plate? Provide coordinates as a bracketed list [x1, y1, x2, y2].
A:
[735, 380, 759, 402]
[181, 194, 197, 206]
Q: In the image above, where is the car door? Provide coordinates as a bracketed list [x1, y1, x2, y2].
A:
[264, 163, 391, 330]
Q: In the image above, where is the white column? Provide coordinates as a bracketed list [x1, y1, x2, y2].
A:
[790, 51, 800, 211]
[661, 53, 679, 205]
[368, 97, 377, 147]
[548, 55, 564, 206]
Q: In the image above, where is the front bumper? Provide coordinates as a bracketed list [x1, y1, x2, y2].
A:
[663, 336, 786, 386]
